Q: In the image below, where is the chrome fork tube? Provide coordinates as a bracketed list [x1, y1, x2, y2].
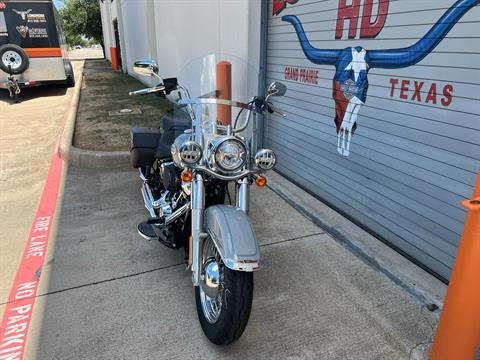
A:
[237, 178, 250, 214]
[192, 173, 205, 285]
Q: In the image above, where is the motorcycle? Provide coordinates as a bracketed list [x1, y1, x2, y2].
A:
[128, 54, 286, 345]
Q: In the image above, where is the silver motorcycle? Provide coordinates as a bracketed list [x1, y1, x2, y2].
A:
[129, 54, 286, 344]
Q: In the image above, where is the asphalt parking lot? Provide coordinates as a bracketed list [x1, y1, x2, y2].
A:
[1, 52, 438, 359]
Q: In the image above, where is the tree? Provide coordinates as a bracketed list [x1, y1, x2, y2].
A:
[59, 0, 104, 52]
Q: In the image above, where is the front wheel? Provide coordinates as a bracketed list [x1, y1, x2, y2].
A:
[195, 236, 253, 345]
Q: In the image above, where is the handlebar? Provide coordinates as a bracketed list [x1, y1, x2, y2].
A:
[272, 108, 287, 118]
[267, 102, 286, 117]
[129, 85, 166, 96]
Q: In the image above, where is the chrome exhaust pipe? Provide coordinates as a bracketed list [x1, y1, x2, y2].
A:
[165, 202, 190, 225]
[141, 181, 190, 225]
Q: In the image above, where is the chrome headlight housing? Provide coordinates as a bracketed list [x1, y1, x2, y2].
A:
[179, 141, 202, 165]
[171, 134, 202, 168]
[210, 138, 247, 173]
[254, 149, 276, 171]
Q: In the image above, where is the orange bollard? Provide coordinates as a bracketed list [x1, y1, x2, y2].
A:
[473, 172, 480, 198]
[216, 61, 232, 126]
[430, 172, 480, 360]
[110, 47, 119, 71]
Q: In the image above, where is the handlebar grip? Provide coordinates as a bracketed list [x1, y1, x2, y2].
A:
[266, 101, 286, 117]
[129, 86, 166, 96]
[274, 108, 287, 118]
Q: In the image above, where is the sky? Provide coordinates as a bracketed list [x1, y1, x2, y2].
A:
[53, 0, 64, 9]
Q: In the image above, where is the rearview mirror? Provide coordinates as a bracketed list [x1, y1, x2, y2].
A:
[267, 81, 287, 97]
[133, 60, 159, 77]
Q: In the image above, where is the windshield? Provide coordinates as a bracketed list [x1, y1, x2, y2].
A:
[178, 53, 259, 103]
[176, 53, 259, 128]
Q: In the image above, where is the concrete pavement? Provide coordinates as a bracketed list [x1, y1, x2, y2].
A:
[19, 167, 436, 359]
[0, 48, 441, 359]
[0, 60, 83, 304]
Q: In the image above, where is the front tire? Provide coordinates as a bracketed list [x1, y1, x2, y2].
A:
[195, 236, 253, 345]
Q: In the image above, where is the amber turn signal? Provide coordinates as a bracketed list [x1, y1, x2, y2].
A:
[181, 170, 193, 182]
[255, 175, 267, 187]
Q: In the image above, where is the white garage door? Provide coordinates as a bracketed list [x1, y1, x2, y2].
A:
[264, 0, 480, 280]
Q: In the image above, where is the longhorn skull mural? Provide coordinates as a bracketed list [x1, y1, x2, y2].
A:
[282, 0, 479, 156]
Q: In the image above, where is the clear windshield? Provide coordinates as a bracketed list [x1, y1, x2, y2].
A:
[175, 53, 259, 131]
[178, 53, 259, 104]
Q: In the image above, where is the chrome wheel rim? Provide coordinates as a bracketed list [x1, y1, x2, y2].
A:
[199, 236, 224, 324]
[2, 51, 22, 70]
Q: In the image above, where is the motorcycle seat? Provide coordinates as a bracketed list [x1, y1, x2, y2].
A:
[156, 113, 191, 159]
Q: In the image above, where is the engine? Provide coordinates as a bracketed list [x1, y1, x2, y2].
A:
[160, 162, 182, 194]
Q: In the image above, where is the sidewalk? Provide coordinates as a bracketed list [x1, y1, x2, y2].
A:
[21, 164, 440, 359]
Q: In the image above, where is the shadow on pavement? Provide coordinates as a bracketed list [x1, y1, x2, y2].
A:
[29, 164, 436, 360]
[0, 85, 68, 105]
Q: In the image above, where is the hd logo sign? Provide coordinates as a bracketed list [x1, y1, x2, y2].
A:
[274, 0, 479, 157]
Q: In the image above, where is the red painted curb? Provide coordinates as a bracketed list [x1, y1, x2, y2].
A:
[0, 64, 83, 358]
[0, 151, 63, 359]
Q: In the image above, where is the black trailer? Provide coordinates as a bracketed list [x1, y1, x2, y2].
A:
[0, 0, 74, 101]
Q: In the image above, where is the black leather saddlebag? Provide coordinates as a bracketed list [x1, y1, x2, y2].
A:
[130, 126, 161, 168]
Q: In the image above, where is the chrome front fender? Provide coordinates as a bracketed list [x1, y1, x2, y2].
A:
[204, 205, 262, 272]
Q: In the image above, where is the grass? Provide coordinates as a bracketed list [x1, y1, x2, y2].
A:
[74, 59, 172, 151]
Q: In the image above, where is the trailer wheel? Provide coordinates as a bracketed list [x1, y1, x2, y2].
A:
[64, 61, 75, 88]
[0, 44, 29, 75]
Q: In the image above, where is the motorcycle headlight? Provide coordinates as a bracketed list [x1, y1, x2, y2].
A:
[179, 141, 202, 165]
[212, 138, 247, 172]
[255, 149, 276, 170]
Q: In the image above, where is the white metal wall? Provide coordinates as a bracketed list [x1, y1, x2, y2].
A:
[264, 0, 480, 280]
[151, 0, 262, 79]
[101, 0, 262, 86]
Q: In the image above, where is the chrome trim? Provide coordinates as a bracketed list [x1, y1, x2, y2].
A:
[137, 228, 155, 241]
[165, 202, 190, 225]
[223, 258, 263, 272]
[191, 173, 205, 285]
[207, 231, 263, 272]
[141, 178, 189, 224]
[201, 257, 220, 298]
[178, 98, 262, 114]
[208, 137, 248, 173]
[205, 205, 262, 273]
[237, 178, 250, 213]
[193, 166, 256, 181]
[267, 81, 287, 97]
[133, 60, 159, 77]
[254, 149, 277, 170]
[129, 85, 165, 96]
[199, 237, 223, 323]
[141, 183, 157, 218]
[179, 140, 202, 165]
[137, 201, 190, 240]
[139, 168, 147, 182]
[152, 190, 169, 209]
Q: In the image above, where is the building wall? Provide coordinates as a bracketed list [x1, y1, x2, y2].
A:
[99, 0, 262, 85]
[117, 0, 150, 75]
[151, 0, 260, 78]
[99, 0, 113, 61]
[264, 0, 480, 281]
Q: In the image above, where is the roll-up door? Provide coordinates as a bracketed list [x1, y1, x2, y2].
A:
[264, 0, 480, 281]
